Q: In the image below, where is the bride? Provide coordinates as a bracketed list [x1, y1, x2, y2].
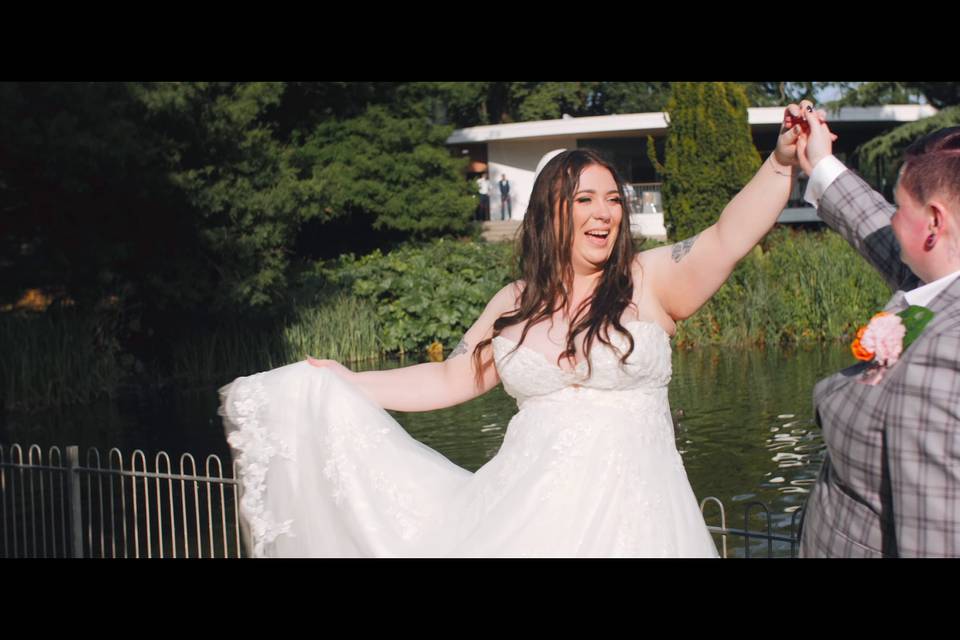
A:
[220, 102, 815, 558]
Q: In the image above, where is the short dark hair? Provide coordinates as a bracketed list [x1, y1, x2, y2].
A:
[899, 126, 960, 208]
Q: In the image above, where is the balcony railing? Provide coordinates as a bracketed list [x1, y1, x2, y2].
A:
[625, 182, 662, 214]
[628, 180, 820, 225]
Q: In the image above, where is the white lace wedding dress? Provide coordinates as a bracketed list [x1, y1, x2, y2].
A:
[220, 320, 719, 557]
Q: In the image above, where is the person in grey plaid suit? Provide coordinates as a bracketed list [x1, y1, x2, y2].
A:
[792, 103, 960, 557]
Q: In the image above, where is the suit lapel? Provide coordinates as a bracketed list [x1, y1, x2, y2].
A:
[891, 272, 960, 361]
[882, 289, 908, 313]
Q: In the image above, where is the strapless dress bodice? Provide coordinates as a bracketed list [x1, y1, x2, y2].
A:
[493, 320, 673, 413]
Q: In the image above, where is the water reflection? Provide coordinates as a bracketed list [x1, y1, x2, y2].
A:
[668, 344, 854, 556]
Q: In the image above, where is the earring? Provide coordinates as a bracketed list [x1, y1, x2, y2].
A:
[925, 233, 938, 250]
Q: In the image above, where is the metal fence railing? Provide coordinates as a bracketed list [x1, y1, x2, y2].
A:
[627, 180, 821, 226]
[700, 496, 803, 558]
[0, 443, 243, 558]
[1, 442, 801, 558]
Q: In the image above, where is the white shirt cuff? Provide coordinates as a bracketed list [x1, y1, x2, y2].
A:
[803, 155, 848, 206]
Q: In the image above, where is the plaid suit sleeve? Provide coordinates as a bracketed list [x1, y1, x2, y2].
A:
[818, 170, 920, 292]
[885, 325, 960, 557]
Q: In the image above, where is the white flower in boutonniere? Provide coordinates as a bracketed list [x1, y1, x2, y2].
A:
[850, 306, 935, 385]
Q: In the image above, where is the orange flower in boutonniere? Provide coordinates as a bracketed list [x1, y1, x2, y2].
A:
[850, 324, 875, 362]
[850, 306, 935, 385]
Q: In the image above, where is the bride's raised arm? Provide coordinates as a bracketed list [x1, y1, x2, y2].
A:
[307, 281, 520, 412]
[639, 102, 817, 322]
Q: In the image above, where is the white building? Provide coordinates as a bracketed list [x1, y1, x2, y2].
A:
[447, 105, 938, 240]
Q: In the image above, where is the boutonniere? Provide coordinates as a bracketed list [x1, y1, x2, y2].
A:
[851, 305, 935, 385]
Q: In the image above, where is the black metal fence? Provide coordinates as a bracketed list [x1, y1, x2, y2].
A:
[700, 496, 803, 558]
[0, 444, 243, 558]
[1, 442, 800, 558]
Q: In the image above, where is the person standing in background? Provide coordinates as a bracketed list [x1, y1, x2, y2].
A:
[499, 174, 511, 220]
[476, 173, 490, 220]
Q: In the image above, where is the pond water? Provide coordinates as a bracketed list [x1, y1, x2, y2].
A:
[0, 343, 855, 558]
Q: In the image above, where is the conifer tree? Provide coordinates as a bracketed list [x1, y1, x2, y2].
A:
[649, 82, 761, 241]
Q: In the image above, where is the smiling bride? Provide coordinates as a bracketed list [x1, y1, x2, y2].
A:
[219, 103, 812, 558]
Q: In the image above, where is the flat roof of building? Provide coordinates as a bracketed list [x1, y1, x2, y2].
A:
[446, 104, 939, 144]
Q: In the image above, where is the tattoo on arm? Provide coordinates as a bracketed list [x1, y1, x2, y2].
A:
[447, 338, 469, 359]
[671, 234, 699, 263]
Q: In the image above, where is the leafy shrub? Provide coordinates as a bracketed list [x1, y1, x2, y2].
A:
[322, 239, 517, 354]
[675, 227, 891, 347]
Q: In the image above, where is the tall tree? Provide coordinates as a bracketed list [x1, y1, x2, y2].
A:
[649, 82, 761, 241]
[741, 82, 821, 107]
[0, 81, 483, 315]
[906, 82, 960, 109]
[511, 82, 595, 121]
[267, 81, 401, 140]
[131, 82, 326, 312]
[295, 104, 475, 257]
[396, 82, 491, 126]
[825, 82, 960, 197]
[494, 82, 674, 122]
[0, 82, 190, 309]
[825, 82, 921, 108]
[590, 82, 672, 114]
[857, 105, 960, 197]
[825, 82, 959, 109]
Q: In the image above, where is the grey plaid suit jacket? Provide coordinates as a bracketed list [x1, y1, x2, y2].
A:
[799, 169, 960, 557]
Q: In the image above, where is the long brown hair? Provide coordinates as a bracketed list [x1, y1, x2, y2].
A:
[472, 149, 639, 386]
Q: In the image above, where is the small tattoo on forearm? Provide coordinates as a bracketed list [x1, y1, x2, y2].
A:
[448, 338, 469, 359]
[671, 234, 699, 263]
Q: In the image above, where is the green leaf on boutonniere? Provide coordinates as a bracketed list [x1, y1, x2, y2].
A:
[897, 305, 935, 349]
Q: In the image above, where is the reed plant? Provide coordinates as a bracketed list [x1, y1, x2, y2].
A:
[281, 293, 384, 365]
[674, 227, 891, 348]
[170, 294, 384, 388]
[169, 319, 286, 389]
[0, 306, 124, 411]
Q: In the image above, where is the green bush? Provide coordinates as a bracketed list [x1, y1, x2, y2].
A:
[321, 238, 517, 355]
[320, 230, 891, 355]
[675, 227, 891, 348]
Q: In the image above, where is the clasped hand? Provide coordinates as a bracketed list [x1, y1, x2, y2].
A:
[774, 99, 838, 175]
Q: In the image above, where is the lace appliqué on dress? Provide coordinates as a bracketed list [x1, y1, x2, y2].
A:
[223, 374, 296, 558]
[321, 413, 427, 541]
